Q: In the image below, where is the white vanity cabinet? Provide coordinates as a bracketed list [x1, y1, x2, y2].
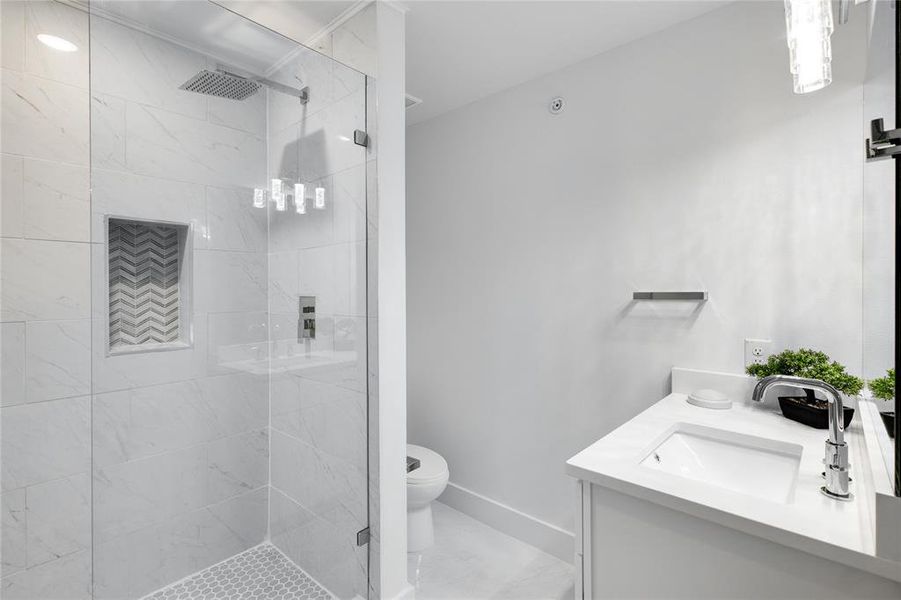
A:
[568, 368, 901, 599]
[573, 480, 901, 599]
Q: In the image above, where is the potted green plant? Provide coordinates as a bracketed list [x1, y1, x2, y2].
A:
[869, 368, 895, 438]
[746, 348, 863, 429]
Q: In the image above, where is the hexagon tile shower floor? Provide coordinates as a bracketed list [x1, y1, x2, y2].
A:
[143, 544, 334, 600]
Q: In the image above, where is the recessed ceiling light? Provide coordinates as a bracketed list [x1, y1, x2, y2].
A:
[36, 34, 78, 52]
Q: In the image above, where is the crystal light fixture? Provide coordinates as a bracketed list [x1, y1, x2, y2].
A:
[294, 183, 306, 214]
[270, 179, 286, 211]
[256, 179, 316, 215]
[270, 178, 283, 199]
[253, 188, 266, 208]
[314, 185, 325, 210]
[784, 0, 833, 94]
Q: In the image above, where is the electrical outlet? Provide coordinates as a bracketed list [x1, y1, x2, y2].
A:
[744, 338, 772, 369]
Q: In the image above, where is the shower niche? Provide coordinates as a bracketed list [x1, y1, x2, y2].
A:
[107, 217, 192, 353]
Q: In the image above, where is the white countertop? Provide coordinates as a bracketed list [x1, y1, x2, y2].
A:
[566, 368, 901, 583]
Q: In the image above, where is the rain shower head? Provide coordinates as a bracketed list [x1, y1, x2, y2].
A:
[179, 67, 309, 103]
[180, 69, 262, 100]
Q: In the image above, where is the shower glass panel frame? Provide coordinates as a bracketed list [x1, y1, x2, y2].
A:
[86, 2, 371, 598]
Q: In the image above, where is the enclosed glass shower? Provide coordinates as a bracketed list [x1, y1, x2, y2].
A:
[1, 1, 372, 598]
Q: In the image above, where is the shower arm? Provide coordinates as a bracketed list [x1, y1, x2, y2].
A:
[217, 66, 309, 103]
[256, 77, 309, 103]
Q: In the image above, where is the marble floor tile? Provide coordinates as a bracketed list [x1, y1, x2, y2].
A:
[408, 502, 574, 600]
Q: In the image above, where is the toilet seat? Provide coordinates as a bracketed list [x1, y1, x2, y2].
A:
[407, 444, 448, 485]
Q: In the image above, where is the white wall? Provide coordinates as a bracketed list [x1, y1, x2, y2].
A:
[406, 0, 867, 545]
[375, 3, 412, 599]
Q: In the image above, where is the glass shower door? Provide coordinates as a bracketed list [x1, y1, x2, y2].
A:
[87, 2, 370, 598]
[265, 37, 371, 600]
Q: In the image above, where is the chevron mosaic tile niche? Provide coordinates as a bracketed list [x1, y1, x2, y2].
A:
[108, 219, 187, 351]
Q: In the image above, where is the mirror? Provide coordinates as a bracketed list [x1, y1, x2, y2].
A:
[863, 0, 898, 495]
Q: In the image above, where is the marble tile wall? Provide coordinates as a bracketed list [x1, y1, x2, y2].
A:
[87, 13, 269, 599]
[1, 2, 92, 597]
[265, 45, 371, 600]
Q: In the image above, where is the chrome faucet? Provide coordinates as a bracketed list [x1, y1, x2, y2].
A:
[751, 375, 851, 500]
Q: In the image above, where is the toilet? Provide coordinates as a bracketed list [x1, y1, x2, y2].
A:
[406, 444, 449, 552]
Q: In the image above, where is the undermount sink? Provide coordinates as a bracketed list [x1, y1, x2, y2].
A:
[640, 423, 802, 503]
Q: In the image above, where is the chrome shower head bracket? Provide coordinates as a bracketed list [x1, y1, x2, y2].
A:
[218, 65, 309, 103]
[258, 78, 309, 104]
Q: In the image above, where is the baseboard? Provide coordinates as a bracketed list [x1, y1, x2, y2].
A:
[439, 482, 575, 563]
[386, 583, 415, 600]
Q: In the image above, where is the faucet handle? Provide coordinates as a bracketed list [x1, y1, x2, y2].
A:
[825, 439, 849, 470]
[822, 440, 851, 500]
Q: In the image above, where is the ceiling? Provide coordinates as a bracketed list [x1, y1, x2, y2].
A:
[215, 1, 359, 48]
[89, 0, 359, 75]
[405, 0, 731, 126]
[89, 0, 730, 124]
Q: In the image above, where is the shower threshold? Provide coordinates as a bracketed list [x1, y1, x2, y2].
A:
[142, 543, 334, 600]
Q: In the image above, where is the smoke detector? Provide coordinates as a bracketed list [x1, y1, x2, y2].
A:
[549, 97, 565, 114]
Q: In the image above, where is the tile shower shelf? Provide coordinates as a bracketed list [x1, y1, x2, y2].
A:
[217, 351, 357, 376]
[107, 339, 193, 356]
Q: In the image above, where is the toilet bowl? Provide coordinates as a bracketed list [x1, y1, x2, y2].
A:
[406, 444, 449, 552]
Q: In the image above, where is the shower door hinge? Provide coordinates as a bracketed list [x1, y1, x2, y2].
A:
[356, 527, 370, 546]
[866, 118, 901, 161]
[354, 130, 369, 147]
